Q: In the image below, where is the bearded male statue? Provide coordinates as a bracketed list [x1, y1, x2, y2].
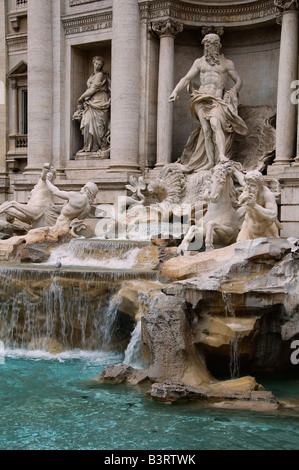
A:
[169, 33, 249, 172]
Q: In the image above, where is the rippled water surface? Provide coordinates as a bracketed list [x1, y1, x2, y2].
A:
[1, 350, 299, 450]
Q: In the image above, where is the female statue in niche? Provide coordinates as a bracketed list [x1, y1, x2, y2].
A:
[73, 56, 111, 158]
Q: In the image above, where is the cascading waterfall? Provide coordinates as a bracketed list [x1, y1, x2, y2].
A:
[123, 321, 143, 368]
[229, 332, 241, 379]
[123, 290, 158, 368]
[221, 291, 241, 379]
[0, 263, 156, 352]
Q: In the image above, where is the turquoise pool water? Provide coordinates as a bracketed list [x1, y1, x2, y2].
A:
[1, 349, 299, 451]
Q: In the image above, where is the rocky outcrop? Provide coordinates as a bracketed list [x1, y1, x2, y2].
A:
[98, 237, 299, 409]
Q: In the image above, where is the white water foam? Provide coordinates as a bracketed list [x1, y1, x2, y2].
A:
[3, 347, 123, 365]
[45, 244, 141, 269]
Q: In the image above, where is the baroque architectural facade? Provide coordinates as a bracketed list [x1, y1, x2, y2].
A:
[0, 0, 299, 237]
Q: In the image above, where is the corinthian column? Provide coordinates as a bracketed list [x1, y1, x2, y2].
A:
[109, 0, 140, 173]
[274, 0, 299, 167]
[26, 0, 53, 173]
[152, 20, 183, 169]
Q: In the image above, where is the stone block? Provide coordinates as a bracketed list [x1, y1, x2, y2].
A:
[281, 205, 299, 222]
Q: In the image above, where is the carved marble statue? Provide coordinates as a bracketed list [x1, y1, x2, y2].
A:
[45, 175, 99, 237]
[177, 161, 245, 254]
[0, 163, 58, 229]
[169, 33, 249, 172]
[237, 170, 282, 241]
[73, 56, 111, 158]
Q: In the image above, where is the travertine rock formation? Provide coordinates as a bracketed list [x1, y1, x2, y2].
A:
[98, 237, 299, 409]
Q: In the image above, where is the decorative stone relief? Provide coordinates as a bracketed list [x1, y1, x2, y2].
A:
[62, 11, 112, 35]
[232, 106, 276, 172]
[139, 0, 277, 26]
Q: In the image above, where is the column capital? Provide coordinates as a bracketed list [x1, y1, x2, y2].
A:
[151, 19, 183, 39]
[275, 0, 299, 11]
[201, 26, 224, 38]
[275, 0, 299, 22]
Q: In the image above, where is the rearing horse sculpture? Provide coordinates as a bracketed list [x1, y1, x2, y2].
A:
[0, 164, 58, 229]
[177, 161, 245, 254]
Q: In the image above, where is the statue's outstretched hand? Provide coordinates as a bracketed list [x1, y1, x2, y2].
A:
[169, 91, 178, 103]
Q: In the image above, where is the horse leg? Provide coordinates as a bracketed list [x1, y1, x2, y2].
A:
[205, 220, 216, 251]
[177, 225, 200, 256]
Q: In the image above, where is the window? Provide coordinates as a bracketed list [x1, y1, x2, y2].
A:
[21, 89, 28, 135]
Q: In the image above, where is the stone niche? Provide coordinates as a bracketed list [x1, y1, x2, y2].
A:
[171, 24, 281, 163]
[70, 41, 111, 160]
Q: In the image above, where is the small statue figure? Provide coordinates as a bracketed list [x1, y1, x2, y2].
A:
[169, 33, 248, 172]
[237, 170, 282, 241]
[73, 56, 111, 158]
[0, 163, 58, 229]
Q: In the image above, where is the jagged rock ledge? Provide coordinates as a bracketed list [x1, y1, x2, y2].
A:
[96, 365, 280, 411]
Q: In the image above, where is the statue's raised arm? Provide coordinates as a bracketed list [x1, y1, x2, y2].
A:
[170, 33, 248, 173]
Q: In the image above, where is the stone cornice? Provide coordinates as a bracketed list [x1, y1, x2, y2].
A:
[139, 0, 277, 26]
[62, 0, 277, 37]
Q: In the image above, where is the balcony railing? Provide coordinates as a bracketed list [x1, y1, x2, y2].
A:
[16, 0, 27, 9]
[15, 135, 27, 149]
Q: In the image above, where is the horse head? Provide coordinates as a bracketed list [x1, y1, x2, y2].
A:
[209, 163, 229, 203]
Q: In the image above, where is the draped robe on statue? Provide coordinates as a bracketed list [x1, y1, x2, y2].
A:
[80, 72, 111, 153]
[180, 88, 249, 171]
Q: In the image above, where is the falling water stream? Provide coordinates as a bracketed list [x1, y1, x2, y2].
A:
[222, 292, 241, 379]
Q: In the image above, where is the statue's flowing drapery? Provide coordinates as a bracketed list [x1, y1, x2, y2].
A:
[180, 88, 249, 171]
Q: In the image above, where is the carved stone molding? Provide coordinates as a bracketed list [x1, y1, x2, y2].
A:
[69, 0, 103, 5]
[6, 33, 27, 53]
[62, 11, 112, 35]
[139, 0, 277, 27]
[151, 19, 183, 38]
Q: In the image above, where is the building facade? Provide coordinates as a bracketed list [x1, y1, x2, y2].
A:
[0, 0, 299, 237]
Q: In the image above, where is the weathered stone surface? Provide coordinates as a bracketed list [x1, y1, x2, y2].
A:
[17, 245, 51, 263]
[148, 378, 280, 411]
[162, 238, 296, 281]
[112, 280, 164, 321]
[97, 364, 150, 385]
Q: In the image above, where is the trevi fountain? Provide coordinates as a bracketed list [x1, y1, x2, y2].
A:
[1, 1, 299, 451]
